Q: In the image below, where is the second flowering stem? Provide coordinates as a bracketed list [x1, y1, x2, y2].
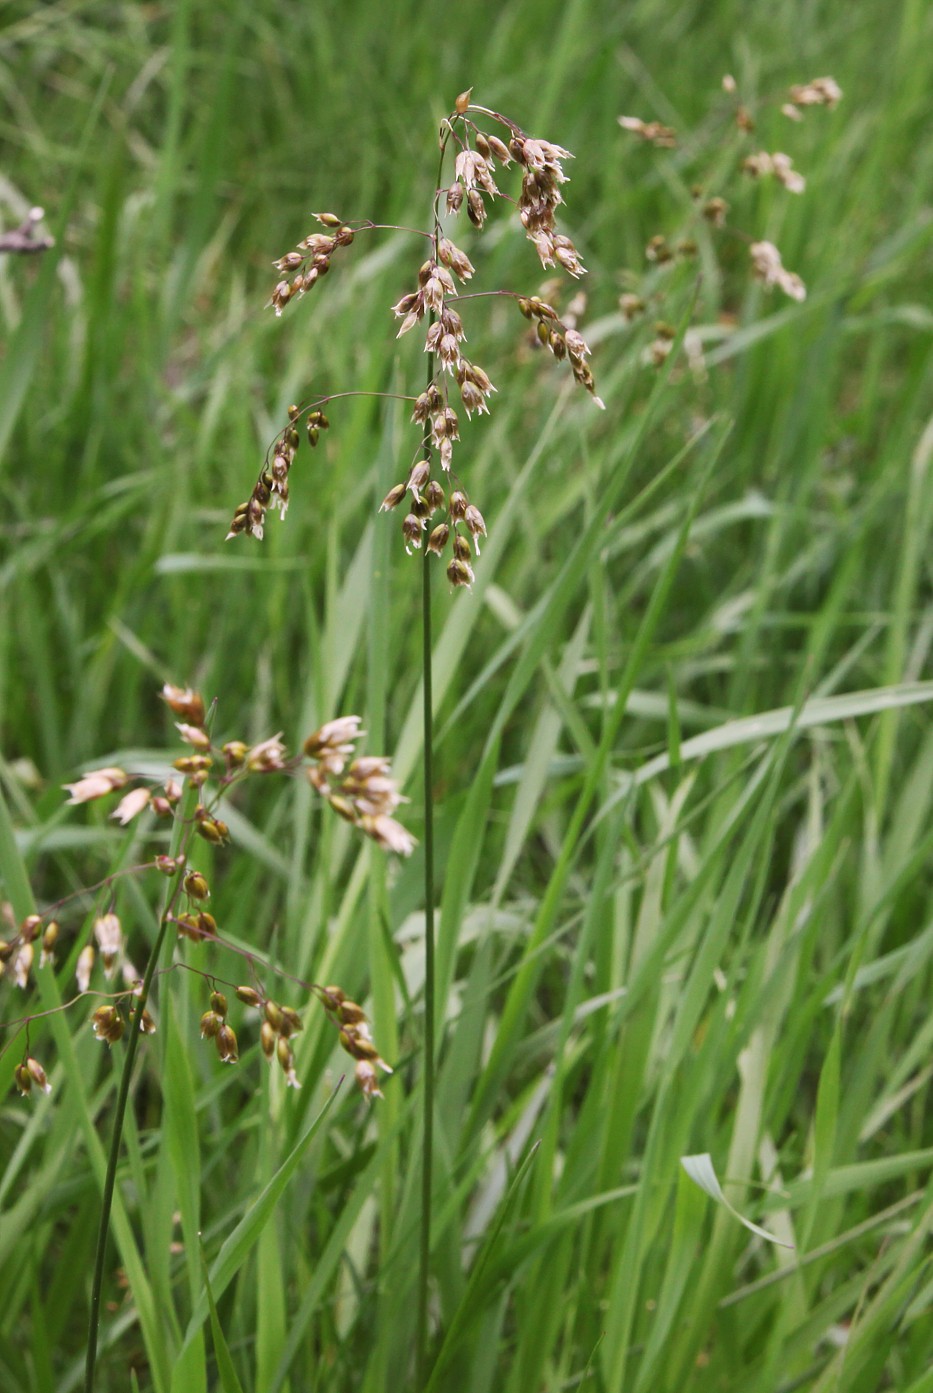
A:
[84, 780, 198, 1393]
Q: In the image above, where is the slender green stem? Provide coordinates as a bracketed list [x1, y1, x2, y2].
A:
[416, 545, 436, 1387]
[85, 804, 194, 1392]
[414, 114, 453, 1390]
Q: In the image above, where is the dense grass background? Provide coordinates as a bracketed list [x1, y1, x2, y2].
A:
[1, 1, 932, 1390]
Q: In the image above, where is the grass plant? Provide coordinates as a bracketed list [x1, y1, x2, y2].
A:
[1, 1, 932, 1390]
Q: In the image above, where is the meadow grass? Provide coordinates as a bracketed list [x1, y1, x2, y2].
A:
[1, 1, 932, 1390]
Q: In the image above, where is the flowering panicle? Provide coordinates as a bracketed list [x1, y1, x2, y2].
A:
[7, 682, 415, 1101]
[228, 93, 601, 579]
[615, 71, 841, 341]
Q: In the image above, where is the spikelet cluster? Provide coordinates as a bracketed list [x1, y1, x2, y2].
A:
[268, 213, 355, 316]
[14, 1056, 52, 1096]
[320, 986, 393, 1100]
[304, 717, 416, 855]
[0, 913, 57, 992]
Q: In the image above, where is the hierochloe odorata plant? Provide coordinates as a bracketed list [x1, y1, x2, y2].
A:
[3, 683, 409, 1390]
[226, 88, 603, 1382]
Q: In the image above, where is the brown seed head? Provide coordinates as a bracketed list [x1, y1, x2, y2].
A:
[788, 76, 842, 109]
[200, 1009, 222, 1038]
[402, 513, 425, 551]
[464, 504, 487, 548]
[279, 1006, 304, 1037]
[336, 998, 367, 1026]
[487, 135, 511, 165]
[380, 482, 407, 512]
[328, 792, 357, 822]
[26, 1057, 52, 1094]
[161, 685, 206, 727]
[427, 523, 451, 556]
[63, 766, 129, 805]
[618, 115, 677, 148]
[437, 237, 475, 282]
[173, 754, 212, 776]
[466, 189, 487, 228]
[447, 557, 475, 589]
[176, 912, 205, 941]
[646, 235, 672, 264]
[92, 1004, 125, 1045]
[407, 460, 431, 495]
[183, 870, 210, 901]
[260, 1020, 277, 1059]
[215, 1024, 238, 1063]
[20, 914, 41, 943]
[703, 197, 729, 226]
[355, 1059, 383, 1100]
[425, 480, 446, 514]
[195, 815, 230, 846]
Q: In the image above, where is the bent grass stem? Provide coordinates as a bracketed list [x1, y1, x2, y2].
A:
[85, 788, 196, 1393]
